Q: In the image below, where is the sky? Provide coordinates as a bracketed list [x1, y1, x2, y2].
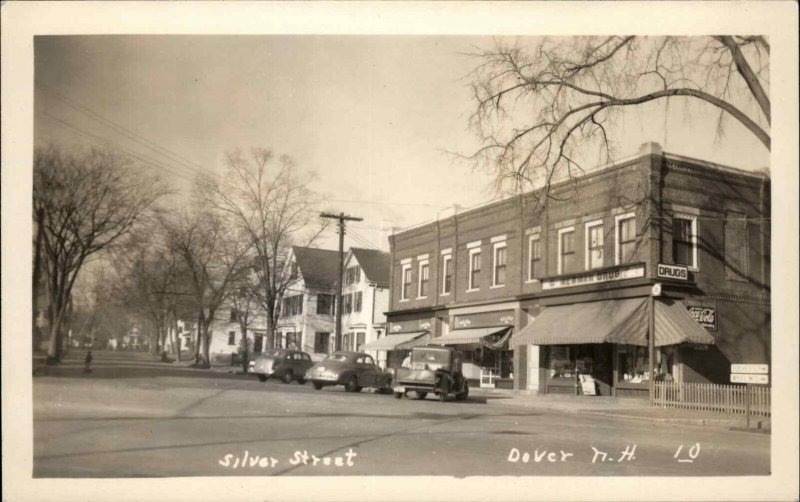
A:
[34, 35, 770, 251]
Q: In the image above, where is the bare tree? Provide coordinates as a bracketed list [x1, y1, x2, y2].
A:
[163, 207, 253, 367]
[34, 145, 166, 364]
[229, 280, 258, 373]
[202, 148, 326, 350]
[465, 36, 770, 197]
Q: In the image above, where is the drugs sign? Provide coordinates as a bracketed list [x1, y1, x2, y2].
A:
[657, 263, 689, 281]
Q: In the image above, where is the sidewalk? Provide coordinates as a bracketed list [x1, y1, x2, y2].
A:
[471, 387, 771, 431]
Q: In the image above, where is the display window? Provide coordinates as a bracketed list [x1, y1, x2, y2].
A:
[616, 345, 675, 383]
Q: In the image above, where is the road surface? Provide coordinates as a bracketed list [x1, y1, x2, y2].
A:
[33, 351, 770, 477]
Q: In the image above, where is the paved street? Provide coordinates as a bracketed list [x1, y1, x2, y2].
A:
[33, 351, 770, 477]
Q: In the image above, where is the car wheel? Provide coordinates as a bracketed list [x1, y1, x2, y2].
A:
[297, 378, 306, 385]
[415, 392, 428, 400]
[439, 392, 448, 402]
[313, 382, 323, 390]
[394, 391, 403, 399]
[345, 376, 362, 393]
[456, 382, 469, 401]
[257, 375, 267, 382]
[282, 370, 294, 384]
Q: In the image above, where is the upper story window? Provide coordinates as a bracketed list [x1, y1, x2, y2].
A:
[289, 261, 299, 280]
[228, 331, 236, 345]
[724, 210, 748, 281]
[230, 309, 240, 322]
[441, 254, 452, 295]
[672, 214, 698, 269]
[528, 235, 542, 281]
[615, 213, 637, 265]
[316, 293, 335, 315]
[344, 265, 361, 286]
[353, 291, 363, 313]
[558, 227, 576, 274]
[492, 242, 507, 287]
[468, 248, 482, 291]
[418, 260, 430, 298]
[400, 263, 412, 301]
[282, 295, 304, 317]
[586, 221, 604, 270]
[343, 293, 352, 314]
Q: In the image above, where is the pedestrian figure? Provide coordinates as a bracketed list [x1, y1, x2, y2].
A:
[84, 350, 93, 373]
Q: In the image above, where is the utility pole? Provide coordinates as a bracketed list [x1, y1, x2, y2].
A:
[320, 212, 363, 351]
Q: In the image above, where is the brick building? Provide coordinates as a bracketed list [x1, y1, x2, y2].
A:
[384, 143, 770, 396]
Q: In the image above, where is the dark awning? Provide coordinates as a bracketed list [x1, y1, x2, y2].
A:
[361, 331, 428, 351]
[512, 298, 715, 347]
[430, 326, 511, 346]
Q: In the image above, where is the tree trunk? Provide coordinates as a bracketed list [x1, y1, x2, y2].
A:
[32, 207, 45, 353]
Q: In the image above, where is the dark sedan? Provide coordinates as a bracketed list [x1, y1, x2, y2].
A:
[304, 351, 392, 392]
[249, 349, 314, 384]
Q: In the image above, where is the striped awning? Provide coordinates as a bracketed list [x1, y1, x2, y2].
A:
[512, 297, 715, 347]
[361, 331, 428, 351]
[429, 326, 511, 346]
[654, 299, 716, 346]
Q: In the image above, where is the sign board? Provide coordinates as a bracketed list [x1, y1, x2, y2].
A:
[731, 364, 769, 374]
[731, 373, 769, 384]
[542, 263, 645, 290]
[687, 306, 717, 331]
[579, 374, 597, 395]
[657, 263, 689, 281]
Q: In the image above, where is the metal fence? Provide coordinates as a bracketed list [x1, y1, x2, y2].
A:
[652, 381, 771, 417]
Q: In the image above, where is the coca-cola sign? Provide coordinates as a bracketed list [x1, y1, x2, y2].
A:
[687, 306, 716, 331]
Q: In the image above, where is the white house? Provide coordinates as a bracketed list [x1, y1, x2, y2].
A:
[340, 248, 391, 367]
[275, 246, 339, 360]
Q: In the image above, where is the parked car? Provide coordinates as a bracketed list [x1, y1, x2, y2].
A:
[392, 346, 469, 402]
[249, 349, 314, 384]
[305, 351, 392, 392]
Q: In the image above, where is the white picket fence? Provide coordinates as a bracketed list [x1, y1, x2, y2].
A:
[652, 381, 770, 417]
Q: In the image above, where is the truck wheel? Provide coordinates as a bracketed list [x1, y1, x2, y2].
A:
[257, 375, 267, 382]
[394, 391, 403, 399]
[282, 370, 294, 384]
[456, 382, 469, 401]
[415, 392, 427, 400]
[313, 382, 323, 390]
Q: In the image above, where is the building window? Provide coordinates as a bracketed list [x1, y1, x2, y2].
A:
[400, 264, 412, 301]
[468, 248, 481, 290]
[353, 291, 363, 313]
[528, 235, 542, 281]
[285, 332, 300, 350]
[228, 331, 236, 345]
[492, 243, 507, 287]
[672, 214, 698, 269]
[724, 211, 748, 280]
[230, 309, 240, 322]
[356, 332, 366, 351]
[615, 213, 637, 264]
[586, 221, 604, 270]
[290, 261, 299, 279]
[343, 293, 352, 315]
[282, 295, 303, 317]
[314, 332, 330, 354]
[558, 227, 576, 274]
[316, 293, 335, 315]
[441, 254, 452, 295]
[344, 265, 361, 286]
[418, 261, 429, 298]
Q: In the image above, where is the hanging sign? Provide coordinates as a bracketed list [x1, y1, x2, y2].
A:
[731, 373, 769, 384]
[657, 263, 689, 281]
[731, 364, 768, 374]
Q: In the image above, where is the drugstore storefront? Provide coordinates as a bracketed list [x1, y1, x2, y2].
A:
[513, 264, 715, 397]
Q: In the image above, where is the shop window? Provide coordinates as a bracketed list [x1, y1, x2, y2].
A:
[418, 260, 429, 298]
[558, 227, 576, 274]
[228, 331, 236, 345]
[586, 221, 604, 270]
[316, 293, 335, 315]
[724, 211, 748, 281]
[672, 214, 698, 269]
[528, 235, 541, 280]
[616, 214, 637, 264]
[314, 332, 330, 354]
[400, 264, 412, 301]
[468, 249, 481, 290]
[441, 254, 452, 295]
[493, 243, 507, 287]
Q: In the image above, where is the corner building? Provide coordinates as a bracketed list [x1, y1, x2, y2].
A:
[385, 143, 770, 397]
